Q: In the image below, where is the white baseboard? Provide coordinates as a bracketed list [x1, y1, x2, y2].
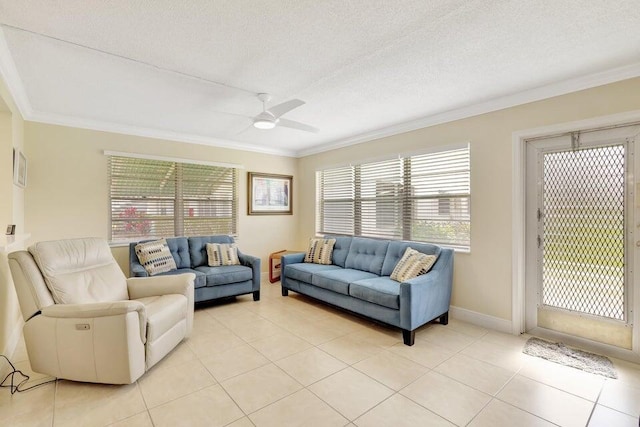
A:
[449, 305, 513, 334]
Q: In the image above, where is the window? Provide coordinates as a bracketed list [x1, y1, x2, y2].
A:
[109, 156, 237, 241]
[316, 145, 470, 249]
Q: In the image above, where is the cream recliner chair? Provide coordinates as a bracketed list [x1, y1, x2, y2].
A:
[8, 237, 194, 384]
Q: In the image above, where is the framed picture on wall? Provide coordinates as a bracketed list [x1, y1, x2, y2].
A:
[248, 172, 293, 215]
[13, 149, 27, 188]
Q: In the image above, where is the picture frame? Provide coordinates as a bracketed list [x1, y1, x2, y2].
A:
[248, 172, 293, 215]
[13, 149, 27, 188]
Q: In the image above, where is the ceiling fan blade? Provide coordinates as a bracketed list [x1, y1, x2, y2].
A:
[267, 99, 305, 118]
[278, 118, 319, 133]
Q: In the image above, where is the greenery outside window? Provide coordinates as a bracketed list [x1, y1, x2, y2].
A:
[316, 145, 470, 249]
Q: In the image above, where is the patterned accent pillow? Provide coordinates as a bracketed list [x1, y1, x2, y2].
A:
[390, 247, 437, 282]
[135, 239, 177, 276]
[207, 243, 241, 266]
[304, 238, 336, 265]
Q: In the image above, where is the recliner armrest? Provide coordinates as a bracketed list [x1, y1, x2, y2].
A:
[127, 273, 195, 336]
[41, 300, 147, 343]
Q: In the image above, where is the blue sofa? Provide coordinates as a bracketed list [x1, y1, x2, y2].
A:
[129, 235, 261, 304]
[281, 236, 453, 345]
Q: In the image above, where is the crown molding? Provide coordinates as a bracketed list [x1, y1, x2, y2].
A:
[0, 26, 32, 117]
[295, 62, 640, 157]
[27, 109, 298, 157]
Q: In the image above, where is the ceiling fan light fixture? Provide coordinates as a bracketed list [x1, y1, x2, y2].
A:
[252, 118, 276, 129]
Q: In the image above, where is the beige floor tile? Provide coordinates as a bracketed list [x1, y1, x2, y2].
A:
[155, 340, 198, 368]
[249, 331, 313, 361]
[149, 384, 244, 427]
[191, 310, 226, 336]
[446, 318, 489, 338]
[308, 367, 394, 421]
[518, 357, 605, 401]
[200, 343, 270, 382]
[226, 417, 255, 427]
[588, 404, 639, 427]
[481, 331, 529, 350]
[351, 325, 402, 348]
[434, 353, 515, 395]
[417, 325, 476, 352]
[0, 382, 55, 425]
[138, 359, 216, 408]
[355, 394, 454, 427]
[468, 399, 554, 427]
[187, 327, 246, 358]
[216, 311, 264, 329]
[10, 338, 29, 363]
[108, 411, 153, 427]
[319, 334, 385, 365]
[610, 357, 640, 387]
[221, 363, 302, 414]
[283, 320, 348, 345]
[317, 315, 368, 335]
[275, 347, 347, 386]
[598, 379, 640, 417]
[497, 375, 594, 427]
[54, 381, 146, 427]
[353, 351, 429, 391]
[400, 371, 491, 426]
[388, 340, 454, 368]
[250, 389, 347, 427]
[227, 318, 285, 342]
[461, 339, 528, 372]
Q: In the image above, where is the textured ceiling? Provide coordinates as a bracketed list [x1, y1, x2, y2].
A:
[0, 1, 639, 156]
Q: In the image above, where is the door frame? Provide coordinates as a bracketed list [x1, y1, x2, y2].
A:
[512, 109, 640, 360]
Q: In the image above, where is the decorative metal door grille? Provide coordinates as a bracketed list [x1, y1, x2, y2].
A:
[541, 144, 625, 320]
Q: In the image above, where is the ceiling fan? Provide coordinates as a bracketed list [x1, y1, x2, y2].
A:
[250, 93, 319, 133]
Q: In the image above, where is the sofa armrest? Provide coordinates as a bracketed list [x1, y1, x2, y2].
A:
[238, 252, 261, 291]
[127, 273, 195, 336]
[41, 300, 147, 343]
[399, 248, 454, 330]
[280, 253, 306, 289]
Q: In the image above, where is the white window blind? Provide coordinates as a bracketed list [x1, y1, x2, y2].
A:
[316, 145, 470, 249]
[109, 156, 237, 241]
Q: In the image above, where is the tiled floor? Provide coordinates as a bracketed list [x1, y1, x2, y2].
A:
[2, 283, 640, 427]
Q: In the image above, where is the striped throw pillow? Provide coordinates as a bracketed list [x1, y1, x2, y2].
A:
[304, 238, 336, 265]
[135, 239, 177, 276]
[207, 243, 241, 266]
[390, 247, 437, 282]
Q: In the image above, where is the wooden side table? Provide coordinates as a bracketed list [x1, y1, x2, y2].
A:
[269, 250, 302, 283]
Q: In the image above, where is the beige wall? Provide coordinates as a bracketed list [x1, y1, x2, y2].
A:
[0, 76, 25, 359]
[297, 77, 640, 322]
[24, 123, 298, 275]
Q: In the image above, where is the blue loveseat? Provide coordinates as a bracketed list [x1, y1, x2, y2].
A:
[129, 235, 261, 304]
[281, 236, 453, 345]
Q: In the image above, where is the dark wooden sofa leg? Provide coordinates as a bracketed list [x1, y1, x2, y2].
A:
[402, 329, 415, 346]
[439, 311, 449, 325]
[281, 287, 288, 296]
[253, 291, 260, 301]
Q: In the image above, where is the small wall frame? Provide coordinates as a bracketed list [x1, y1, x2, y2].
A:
[247, 172, 292, 215]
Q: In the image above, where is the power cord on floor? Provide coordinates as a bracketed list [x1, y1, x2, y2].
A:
[1, 354, 57, 394]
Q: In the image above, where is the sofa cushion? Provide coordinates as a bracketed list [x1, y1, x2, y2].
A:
[323, 235, 352, 267]
[135, 239, 178, 276]
[381, 241, 441, 277]
[344, 237, 389, 275]
[153, 268, 206, 288]
[304, 238, 336, 264]
[285, 263, 341, 284]
[206, 243, 240, 266]
[391, 247, 438, 282]
[312, 268, 379, 295]
[164, 237, 191, 269]
[195, 265, 253, 286]
[189, 235, 235, 267]
[349, 277, 401, 309]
